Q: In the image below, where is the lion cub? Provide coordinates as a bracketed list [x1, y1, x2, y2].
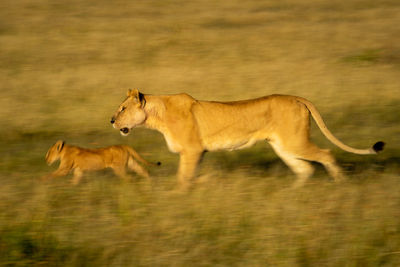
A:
[44, 140, 160, 185]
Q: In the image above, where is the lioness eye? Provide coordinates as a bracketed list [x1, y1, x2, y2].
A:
[121, 107, 126, 112]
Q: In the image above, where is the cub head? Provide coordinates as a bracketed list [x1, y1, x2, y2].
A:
[110, 89, 146, 136]
[45, 140, 65, 165]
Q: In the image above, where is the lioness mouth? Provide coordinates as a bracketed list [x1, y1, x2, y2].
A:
[120, 128, 130, 134]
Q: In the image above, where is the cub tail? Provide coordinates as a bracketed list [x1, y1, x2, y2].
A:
[124, 146, 161, 166]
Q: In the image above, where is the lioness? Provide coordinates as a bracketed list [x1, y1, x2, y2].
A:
[111, 89, 384, 188]
[45, 140, 160, 185]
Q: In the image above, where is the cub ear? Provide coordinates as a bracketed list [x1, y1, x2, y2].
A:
[55, 140, 65, 152]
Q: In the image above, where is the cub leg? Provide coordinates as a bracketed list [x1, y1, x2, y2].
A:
[43, 161, 71, 180]
[127, 157, 150, 179]
[112, 167, 129, 181]
[47, 168, 70, 179]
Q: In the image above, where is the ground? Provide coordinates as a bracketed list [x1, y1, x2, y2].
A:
[0, 0, 399, 265]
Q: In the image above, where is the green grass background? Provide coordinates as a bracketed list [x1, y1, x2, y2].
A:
[1, 0, 399, 266]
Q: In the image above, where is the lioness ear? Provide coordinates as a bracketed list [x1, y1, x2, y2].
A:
[56, 140, 65, 152]
[129, 89, 145, 107]
[126, 89, 133, 97]
[128, 88, 139, 98]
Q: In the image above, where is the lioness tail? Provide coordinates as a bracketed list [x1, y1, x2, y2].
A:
[296, 97, 385, 155]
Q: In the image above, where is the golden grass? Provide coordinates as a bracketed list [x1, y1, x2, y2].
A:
[0, 0, 399, 265]
[1, 170, 400, 266]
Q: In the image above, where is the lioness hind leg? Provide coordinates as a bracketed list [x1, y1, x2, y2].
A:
[303, 146, 344, 182]
[270, 143, 314, 187]
[274, 141, 344, 183]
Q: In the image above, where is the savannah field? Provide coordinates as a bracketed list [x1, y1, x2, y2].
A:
[1, 0, 400, 266]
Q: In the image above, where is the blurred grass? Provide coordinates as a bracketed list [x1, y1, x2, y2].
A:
[0, 0, 399, 265]
[1, 172, 400, 266]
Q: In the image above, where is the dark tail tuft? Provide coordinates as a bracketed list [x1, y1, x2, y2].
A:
[373, 141, 385, 153]
[157, 162, 162, 166]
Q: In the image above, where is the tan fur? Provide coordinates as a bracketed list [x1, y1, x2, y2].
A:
[111, 89, 384, 188]
[45, 140, 156, 185]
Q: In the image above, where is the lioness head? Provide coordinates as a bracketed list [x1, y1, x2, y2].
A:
[45, 140, 65, 165]
[111, 89, 146, 136]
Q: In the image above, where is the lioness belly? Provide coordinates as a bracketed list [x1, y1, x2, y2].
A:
[205, 139, 257, 151]
[203, 132, 264, 151]
[193, 100, 273, 152]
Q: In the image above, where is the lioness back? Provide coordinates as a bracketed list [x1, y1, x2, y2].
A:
[193, 95, 300, 151]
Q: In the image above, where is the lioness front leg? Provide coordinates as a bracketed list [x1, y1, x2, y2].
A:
[177, 151, 203, 189]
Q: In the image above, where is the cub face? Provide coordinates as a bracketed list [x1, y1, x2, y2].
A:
[45, 140, 64, 165]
